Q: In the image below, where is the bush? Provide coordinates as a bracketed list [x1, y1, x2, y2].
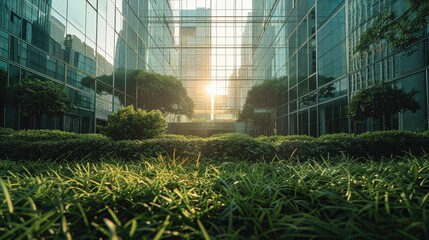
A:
[257, 135, 314, 144]
[0, 127, 14, 136]
[1, 129, 429, 162]
[203, 133, 276, 161]
[277, 131, 429, 160]
[0, 129, 107, 142]
[103, 106, 167, 140]
[0, 138, 111, 161]
[355, 130, 429, 158]
[0, 129, 203, 161]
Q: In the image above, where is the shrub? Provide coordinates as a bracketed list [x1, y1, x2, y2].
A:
[203, 133, 276, 161]
[1, 129, 429, 162]
[138, 138, 205, 159]
[355, 130, 429, 158]
[103, 105, 167, 140]
[0, 128, 14, 136]
[0, 138, 112, 161]
[0, 129, 107, 142]
[277, 131, 429, 160]
[155, 134, 196, 140]
[258, 135, 315, 143]
[277, 139, 318, 160]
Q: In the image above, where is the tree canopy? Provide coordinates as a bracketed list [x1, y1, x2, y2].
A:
[7, 79, 73, 117]
[238, 78, 281, 135]
[135, 71, 195, 119]
[347, 83, 420, 122]
[245, 79, 281, 108]
[7, 79, 73, 129]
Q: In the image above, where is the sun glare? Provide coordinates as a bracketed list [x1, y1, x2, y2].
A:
[207, 82, 216, 96]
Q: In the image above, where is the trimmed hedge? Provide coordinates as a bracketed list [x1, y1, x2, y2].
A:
[1, 128, 429, 161]
[277, 131, 429, 159]
[0, 129, 107, 141]
[202, 133, 276, 161]
[0, 130, 203, 161]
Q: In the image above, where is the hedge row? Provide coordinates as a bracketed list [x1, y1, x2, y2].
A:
[1, 128, 429, 161]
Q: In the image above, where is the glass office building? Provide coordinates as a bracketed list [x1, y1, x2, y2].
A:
[1, 0, 428, 135]
[0, 0, 176, 132]
[171, 0, 254, 121]
[253, 0, 428, 136]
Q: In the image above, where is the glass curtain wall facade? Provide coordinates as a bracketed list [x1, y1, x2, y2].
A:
[0, 0, 176, 132]
[170, 0, 253, 121]
[254, 0, 428, 136]
[1, 0, 428, 135]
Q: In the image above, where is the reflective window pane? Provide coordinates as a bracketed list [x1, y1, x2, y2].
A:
[68, 0, 86, 32]
[51, 0, 68, 17]
[0, 29, 8, 58]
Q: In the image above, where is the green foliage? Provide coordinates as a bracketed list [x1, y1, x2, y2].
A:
[7, 79, 73, 116]
[1, 155, 429, 239]
[356, 1, 429, 53]
[347, 83, 420, 121]
[0, 127, 14, 136]
[103, 105, 167, 140]
[237, 103, 255, 122]
[277, 130, 429, 160]
[238, 79, 280, 135]
[238, 79, 280, 122]
[245, 78, 281, 108]
[0, 129, 106, 142]
[0, 133, 204, 162]
[135, 71, 195, 119]
[1, 129, 429, 162]
[203, 134, 276, 161]
[355, 130, 429, 158]
[256, 135, 314, 145]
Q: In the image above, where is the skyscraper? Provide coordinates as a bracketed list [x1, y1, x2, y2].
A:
[0, 0, 176, 132]
[1, 0, 427, 135]
[179, 8, 212, 120]
[252, 0, 428, 136]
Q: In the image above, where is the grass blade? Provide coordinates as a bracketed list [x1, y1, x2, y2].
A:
[153, 215, 170, 240]
[0, 179, 13, 213]
[197, 219, 211, 240]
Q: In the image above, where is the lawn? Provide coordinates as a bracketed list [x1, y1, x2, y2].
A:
[1, 155, 428, 239]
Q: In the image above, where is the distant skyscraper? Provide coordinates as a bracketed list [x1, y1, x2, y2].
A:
[179, 8, 212, 120]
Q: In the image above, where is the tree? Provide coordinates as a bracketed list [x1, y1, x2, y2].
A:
[356, 0, 429, 54]
[245, 78, 281, 108]
[134, 71, 194, 120]
[347, 83, 420, 130]
[103, 105, 167, 140]
[7, 79, 73, 128]
[238, 78, 281, 135]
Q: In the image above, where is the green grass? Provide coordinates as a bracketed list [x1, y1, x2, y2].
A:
[1, 155, 429, 239]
